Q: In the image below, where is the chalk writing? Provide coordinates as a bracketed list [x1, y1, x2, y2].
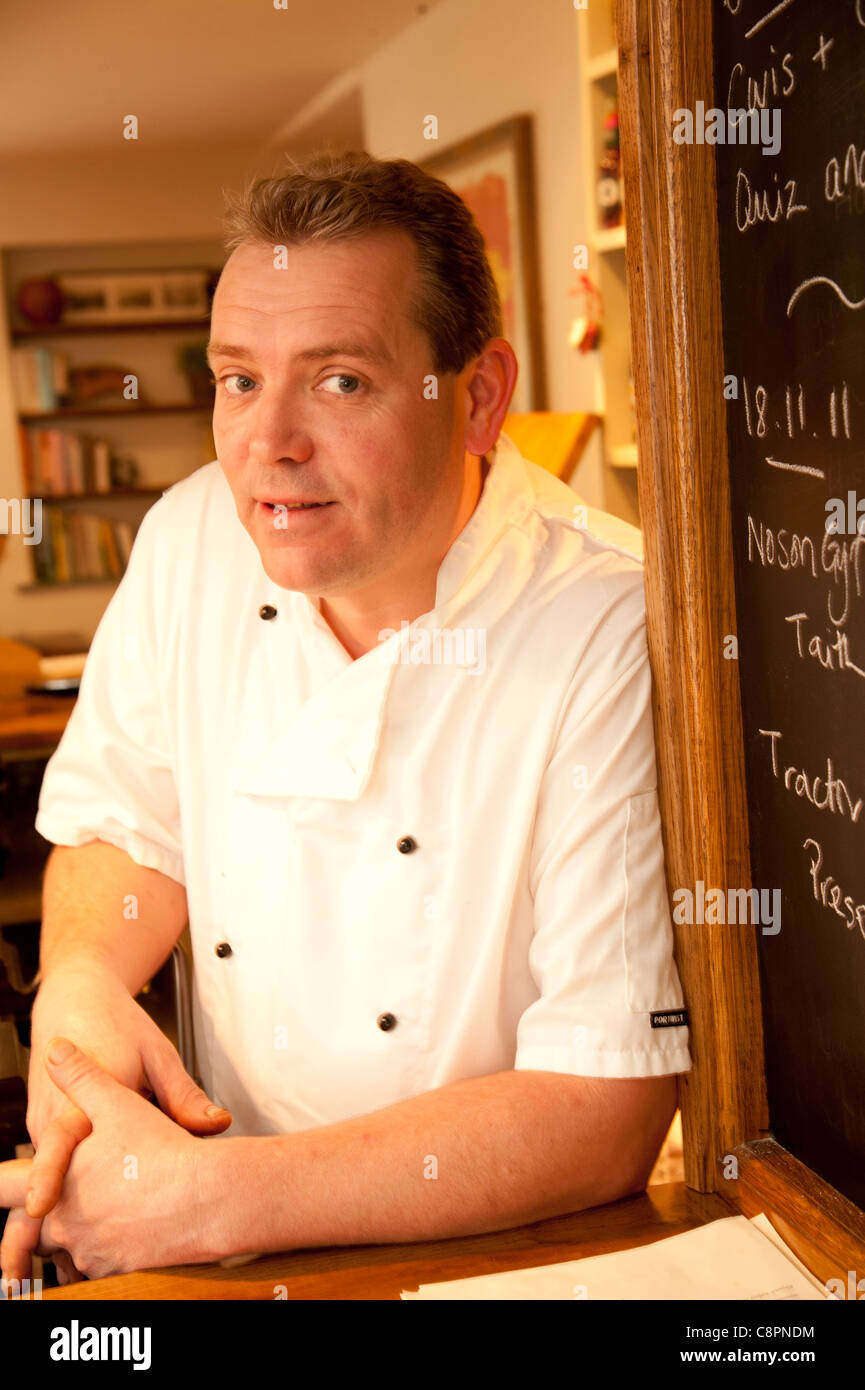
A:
[787, 275, 865, 316]
[735, 168, 807, 230]
[759, 730, 864, 821]
[747, 516, 818, 574]
[741, 379, 852, 442]
[825, 143, 865, 201]
[803, 838, 865, 940]
[785, 612, 865, 679]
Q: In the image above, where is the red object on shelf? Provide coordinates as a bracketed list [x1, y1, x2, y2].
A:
[569, 276, 603, 353]
[15, 277, 65, 326]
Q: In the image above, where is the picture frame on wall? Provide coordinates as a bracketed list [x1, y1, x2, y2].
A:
[420, 114, 547, 412]
[52, 267, 212, 325]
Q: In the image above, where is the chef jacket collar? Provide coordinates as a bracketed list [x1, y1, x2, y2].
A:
[298, 430, 533, 626]
[234, 432, 535, 802]
[432, 432, 533, 611]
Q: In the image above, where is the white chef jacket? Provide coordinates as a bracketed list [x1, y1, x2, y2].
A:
[35, 431, 691, 1137]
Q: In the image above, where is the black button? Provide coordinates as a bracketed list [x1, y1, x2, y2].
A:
[259, 604, 277, 620]
[396, 836, 417, 854]
[377, 1012, 397, 1031]
[215, 941, 233, 958]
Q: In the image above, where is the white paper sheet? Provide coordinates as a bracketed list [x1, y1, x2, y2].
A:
[399, 1213, 830, 1300]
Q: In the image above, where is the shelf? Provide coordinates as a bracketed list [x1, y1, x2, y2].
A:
[578, 5, 639, 527]
[18, 577, 121, 591]
[11, 318, 212, 340]
[609, 443, 638, 469]
[19, 402, 212, 422]
[4, 242, 223, 602]
[36, 487, 170, 503]
[586, 47, 618, 81]
[594, 224, 626, 252]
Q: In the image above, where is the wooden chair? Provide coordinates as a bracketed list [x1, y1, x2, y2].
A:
[502, 411, 601, 484]
[0, 638, 41, 701]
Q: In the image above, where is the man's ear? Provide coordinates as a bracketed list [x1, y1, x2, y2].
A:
[463, 339, 519, 457]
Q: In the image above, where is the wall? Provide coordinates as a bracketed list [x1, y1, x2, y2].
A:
[356, 0, 606, 503]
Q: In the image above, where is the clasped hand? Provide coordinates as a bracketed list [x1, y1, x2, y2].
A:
[0, 1038, 231, 1286]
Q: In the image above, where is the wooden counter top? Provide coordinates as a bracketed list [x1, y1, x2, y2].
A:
[0, 693, 72, 753]
[42, 1180, 734, 1300]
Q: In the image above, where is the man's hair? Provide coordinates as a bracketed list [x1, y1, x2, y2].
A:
[222, 150, 503, 375]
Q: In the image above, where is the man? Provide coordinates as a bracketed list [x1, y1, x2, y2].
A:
[0, 152, 690, 1285]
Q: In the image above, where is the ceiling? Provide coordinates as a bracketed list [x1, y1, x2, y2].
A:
[0, 0, 436, 157]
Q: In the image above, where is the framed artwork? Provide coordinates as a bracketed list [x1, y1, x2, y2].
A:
[53, 267, 212, 325]
[420, 115, 546, 412]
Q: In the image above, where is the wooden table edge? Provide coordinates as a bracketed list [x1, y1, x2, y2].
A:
[41, 1181, 736, 1300]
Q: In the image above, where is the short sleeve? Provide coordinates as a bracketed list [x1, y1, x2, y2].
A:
[35, 499, 185, 886]
[514, 569, 691, 1079]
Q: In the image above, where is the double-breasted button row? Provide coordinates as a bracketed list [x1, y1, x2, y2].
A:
[212, 944, 398, 1030]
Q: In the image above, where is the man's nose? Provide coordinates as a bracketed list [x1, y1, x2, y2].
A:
[246, 382, 314, 464]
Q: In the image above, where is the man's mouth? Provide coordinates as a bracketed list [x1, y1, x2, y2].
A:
[259, 500, 333, 511]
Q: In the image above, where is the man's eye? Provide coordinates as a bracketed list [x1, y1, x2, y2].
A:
[320, 373, 363, 396]
[220, 374, 257, 395]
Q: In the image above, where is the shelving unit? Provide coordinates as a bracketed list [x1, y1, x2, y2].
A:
[593, 225, 626, 253]
[20, 404, 211, 422]
[610, 442, 638, 469]
[577, 0, 639, 522]
[3, 239, 222, 593]
[11, 317, 212, 340]
[585, 47, 618, 81]
[16, 486, 169, 501]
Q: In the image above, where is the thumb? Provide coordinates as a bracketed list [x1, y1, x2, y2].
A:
[144, 1043, 232, 1136]
[42, 1038, 117, 1119]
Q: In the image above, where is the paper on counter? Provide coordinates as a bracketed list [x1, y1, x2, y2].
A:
[748, 1212, 832, 1297]
[399, 1213, 829, 1300]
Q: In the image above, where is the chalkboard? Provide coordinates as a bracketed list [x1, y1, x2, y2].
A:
[714, 0, 865, 1209]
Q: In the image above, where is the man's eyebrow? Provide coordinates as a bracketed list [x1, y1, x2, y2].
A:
[206, 342, 251, 364]
[206, 340, 394, 367]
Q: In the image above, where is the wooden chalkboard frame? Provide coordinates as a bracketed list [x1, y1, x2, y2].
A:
[615, 0, 865, 1280]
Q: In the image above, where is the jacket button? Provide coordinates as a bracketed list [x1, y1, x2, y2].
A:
[396, 836, 417, 854]
[215, 941, 233, 958]
[377, 1012, 397, 1031]
[259, 604, 277, 620]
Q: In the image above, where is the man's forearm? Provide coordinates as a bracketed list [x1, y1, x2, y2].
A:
[198, 1070, 677, 1260]
[39, 841, 188, 994]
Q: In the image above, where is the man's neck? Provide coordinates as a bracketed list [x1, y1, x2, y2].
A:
[319, 452, 491, 661]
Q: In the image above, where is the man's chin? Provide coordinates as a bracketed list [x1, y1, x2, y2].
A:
[258, 557, 320, 593]
[256, 550, 348, 597]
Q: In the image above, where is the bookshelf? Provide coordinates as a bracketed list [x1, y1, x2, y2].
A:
[577, 0, 639, 524]
[20, 404, 210, 422]
[3, 240, 222, 593]
[11, 318, 212, 340]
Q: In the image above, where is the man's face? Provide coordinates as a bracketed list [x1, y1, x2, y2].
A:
[209, 231, 470, 598]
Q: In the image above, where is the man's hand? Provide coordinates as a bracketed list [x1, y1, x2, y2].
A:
[1, 1039, 215, 1282]
[2, 964, 230, 1283]
[27, 962, 229, 1146]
